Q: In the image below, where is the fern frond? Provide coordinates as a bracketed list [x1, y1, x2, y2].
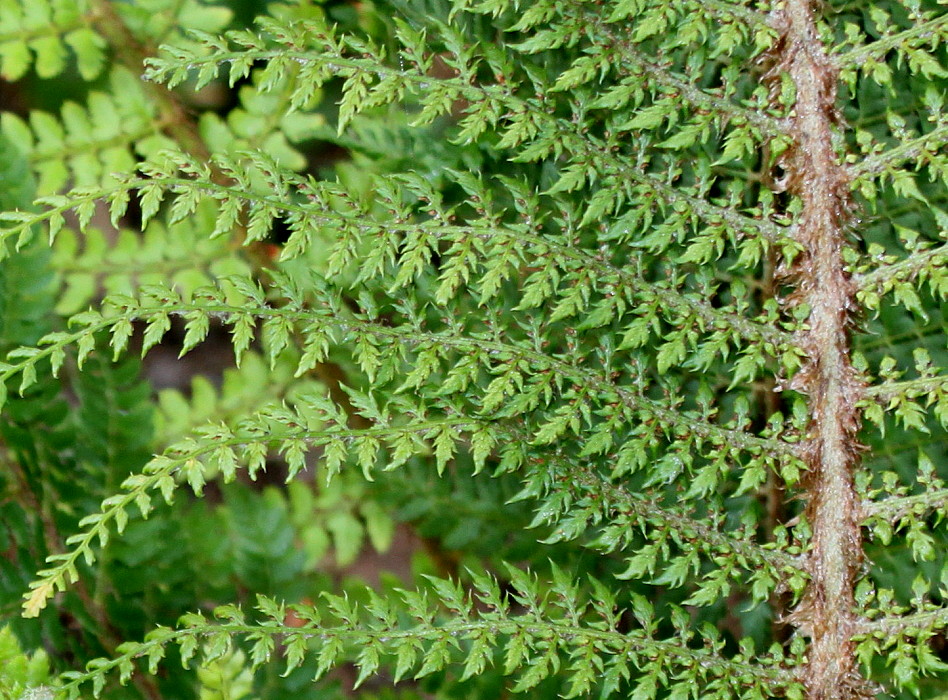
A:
[1, 0, 946, 695]
[51, 204, 250, 315]
[866, 375, 947, 403]
[0, 160, 793, 356]
[55, 580, 801, 700]
[153, 350, 317, 444]
[864, 484, 948, 526]
[521, 0, 781, 133]
[856, 239, 948, 304]
[852, 122, 948, 179]
[857, 605, 948, 694]
[22, 392, 483, 617]
[145, 21, 788, 245]
[523, 453, 804, 582]
[0, 0, 104, 80]
[835, 12, 948, 72]
[0, 68, 170, 195]
[0, 280, 795, 461]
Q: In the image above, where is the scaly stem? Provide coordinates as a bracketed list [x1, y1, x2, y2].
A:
[766, 0, 869, 697]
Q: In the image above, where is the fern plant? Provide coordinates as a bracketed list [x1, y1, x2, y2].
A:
[0, 0, 946, 698]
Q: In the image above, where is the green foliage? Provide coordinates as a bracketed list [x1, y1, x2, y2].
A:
[0, 0, 945, 698]
[0, 625, 53, 699]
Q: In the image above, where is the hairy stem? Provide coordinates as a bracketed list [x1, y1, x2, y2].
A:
[767, 1, 869, 697]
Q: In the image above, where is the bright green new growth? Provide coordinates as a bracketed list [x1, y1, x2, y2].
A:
[0, 626, 53, 699]
[0, 0, 946, 698]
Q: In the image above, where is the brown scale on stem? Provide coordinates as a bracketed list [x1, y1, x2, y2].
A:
[762, 0, 871, 697]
